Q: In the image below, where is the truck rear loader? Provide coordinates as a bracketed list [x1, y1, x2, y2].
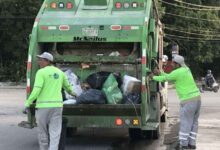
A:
[19, 0, 168, 147]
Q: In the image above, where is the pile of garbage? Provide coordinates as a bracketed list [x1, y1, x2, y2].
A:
[63, 69, 141, 105]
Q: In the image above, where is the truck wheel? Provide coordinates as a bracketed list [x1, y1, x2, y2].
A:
[213, 89, 218, 93]
[129, 128, 142, 140]
[213, 88, 218, 93]
[199, 87, 204, 93]
[66, 127, 77, 138]
[58, 118, 67, 150]
[161, 111, 167, 122]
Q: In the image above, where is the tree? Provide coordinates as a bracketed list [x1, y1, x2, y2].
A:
[0, 0, 41, 82]
[157, 0, 220, 77]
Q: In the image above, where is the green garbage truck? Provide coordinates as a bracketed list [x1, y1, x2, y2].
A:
[20, 0, 168, 143]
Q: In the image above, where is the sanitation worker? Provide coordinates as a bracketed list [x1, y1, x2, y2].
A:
[152, 55, 201, 150]
[25, 52, 76, 150]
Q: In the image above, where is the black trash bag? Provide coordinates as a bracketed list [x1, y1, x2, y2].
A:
[123, 93, 141, 104]
[86, 71, 122, 89]
[76, 89, 106, 104]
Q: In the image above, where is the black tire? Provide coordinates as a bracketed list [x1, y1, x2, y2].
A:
[129, 128, 142, 140]
[161, 111, 167, 123]
[58, 118, 67, 150]
[213, 88, 218, 93]
[199, 87, 204, 93]
[66, 127, 77, 138]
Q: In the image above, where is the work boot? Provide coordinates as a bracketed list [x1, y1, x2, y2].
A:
[174, 143, 189, 150]
[188, 144, 196, 149]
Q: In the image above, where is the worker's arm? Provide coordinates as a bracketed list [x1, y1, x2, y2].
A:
[153, 70, 177, 82]
[160, 71, 167, 76]
[153, 68, 167, 76]
[62, 74, 76, 96]
[25, 71, 44, 107]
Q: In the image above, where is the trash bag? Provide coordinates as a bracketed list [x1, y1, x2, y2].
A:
[64, 69, 83, 98]
[63, 99, 77, 105]
[122, 75, 141, 95]
[123, 93, 141, 104]
[86, 71, 122, 89]
[76, 89, 106, 104]
[102, 74, 123, 104]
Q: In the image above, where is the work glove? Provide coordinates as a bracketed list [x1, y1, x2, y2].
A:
[70, 91, 77, 97]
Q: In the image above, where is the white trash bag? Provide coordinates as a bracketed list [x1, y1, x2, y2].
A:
[122, 75, 141, 95]
[64, 69, 83, 99]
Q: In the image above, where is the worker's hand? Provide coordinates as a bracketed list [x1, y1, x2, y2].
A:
[70, 92, 77, 97]
[153, 68, 161, 75]
[22, 107, 29, 114]
[148, 73, 154, 80]
[24, 100, 30, 108]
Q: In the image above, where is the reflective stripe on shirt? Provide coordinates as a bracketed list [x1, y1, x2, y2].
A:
[37, 101, 63, 104]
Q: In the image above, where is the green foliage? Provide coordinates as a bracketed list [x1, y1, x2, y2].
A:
[157, 0, 220, 77]
[0, 0, 41, 82]
[0, 0, 219, 81]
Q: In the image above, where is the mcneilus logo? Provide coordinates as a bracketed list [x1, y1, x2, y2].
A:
[73, 36, 107, 42]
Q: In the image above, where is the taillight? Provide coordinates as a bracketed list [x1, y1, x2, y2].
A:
[122, 26, 131, 30]
[115, 118, 123, 126]
[50, 2, 57, 9]
[111, 25, 121, 31]
[132, 2, 138, 8]
[123, 2, 130, 8]
[41, 26, 48, 30]
[132, 119, 139, 125]
[67, 2, 73, 9]
[115, 2, 122, 9]
[59, 25, 70, 31]
[59, 2, 65, 8]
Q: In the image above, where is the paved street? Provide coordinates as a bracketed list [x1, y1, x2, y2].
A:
[167, 88, 220, 150]
[0, 86, 220, 150]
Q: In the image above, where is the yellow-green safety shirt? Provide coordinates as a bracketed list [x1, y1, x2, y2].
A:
[153, 66, 200, 101]
[25, 66, 73, 108]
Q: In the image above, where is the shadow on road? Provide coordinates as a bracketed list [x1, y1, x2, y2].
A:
[64, 128, 165, 150]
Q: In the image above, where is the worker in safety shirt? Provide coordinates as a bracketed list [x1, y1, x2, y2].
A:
[152, 55, 201, 150]
[25, 52, 76, 150]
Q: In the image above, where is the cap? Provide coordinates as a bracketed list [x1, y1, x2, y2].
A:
[37, 52, 53, 62]
[172, 55, 185, 66]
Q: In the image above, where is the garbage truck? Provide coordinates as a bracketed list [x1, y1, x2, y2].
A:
[19, 0, 168, 145]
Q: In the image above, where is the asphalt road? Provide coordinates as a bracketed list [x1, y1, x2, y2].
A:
[0, 86, 220, 150]
[167, 88, 220, 150]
